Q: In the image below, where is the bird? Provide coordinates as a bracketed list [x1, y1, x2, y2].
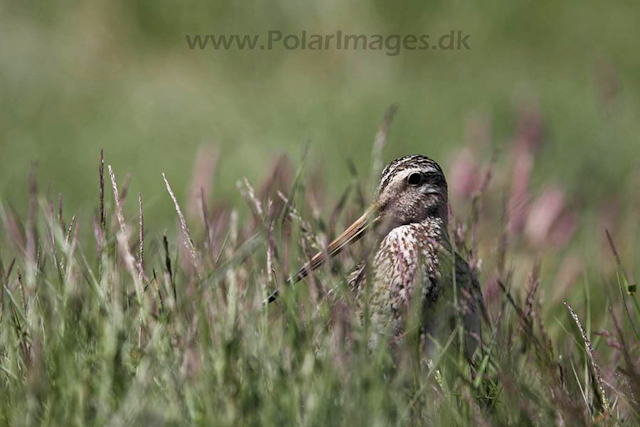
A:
[268, 154, 484, 357]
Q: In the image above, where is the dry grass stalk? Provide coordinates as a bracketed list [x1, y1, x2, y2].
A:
[108, 166, 127, 235]
[99, 149, 105, 233]
[65, 215, 76, 247]
[266, 198, 275, 286]
[109, 165, 145, 305]
[563, 300, 610, 413]
[241, 177, 264, 220]
[65, 217, 80, 283]
[15, 268, 31, 364]
[138, 193, 145, 284]
[26, 164, 37, 266]
[95, 149, 106, 263]
[162, 173, 201, 277]
[58, 193, 64, 232]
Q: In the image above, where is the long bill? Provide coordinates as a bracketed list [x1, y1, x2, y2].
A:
[265, 205, 379, 304]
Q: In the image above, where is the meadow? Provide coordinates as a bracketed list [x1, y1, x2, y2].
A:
[0, 106, 639, 424]
[1, 0, 640, 425]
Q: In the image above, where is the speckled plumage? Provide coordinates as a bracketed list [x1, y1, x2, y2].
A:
[277, 154, 484, 355]
[349, 155, 482, 354]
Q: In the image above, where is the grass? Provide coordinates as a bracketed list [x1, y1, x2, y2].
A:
[2, 1, 640, 424]
[0, 106, 639, 425]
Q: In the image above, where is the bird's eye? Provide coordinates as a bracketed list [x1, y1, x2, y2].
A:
[407, 173, 423, 186]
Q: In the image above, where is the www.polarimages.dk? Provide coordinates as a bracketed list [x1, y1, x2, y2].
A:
[185, 30, 471, 56]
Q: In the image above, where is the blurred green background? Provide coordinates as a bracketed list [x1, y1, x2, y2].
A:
[1, 0, 639, 230]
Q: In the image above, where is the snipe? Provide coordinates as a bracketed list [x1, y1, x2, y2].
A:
[269, 155, 483, 356]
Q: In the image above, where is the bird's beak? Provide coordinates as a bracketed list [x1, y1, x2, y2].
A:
[289, 204, 380, 283]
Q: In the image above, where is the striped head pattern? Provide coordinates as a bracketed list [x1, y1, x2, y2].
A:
[375, 155, 449, 228]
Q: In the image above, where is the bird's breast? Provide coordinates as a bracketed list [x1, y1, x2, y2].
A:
[369, 220, 447, 319]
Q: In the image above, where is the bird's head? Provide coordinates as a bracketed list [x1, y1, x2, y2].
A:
[285, 155, 448, 285]
[374, 154, 449, 230]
